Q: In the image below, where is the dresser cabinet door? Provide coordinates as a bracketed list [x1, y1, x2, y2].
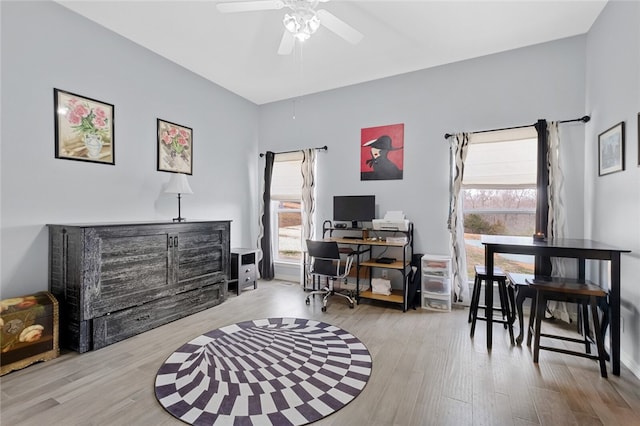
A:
[90, 227, 172, 318]
[176, 223, 227, 285]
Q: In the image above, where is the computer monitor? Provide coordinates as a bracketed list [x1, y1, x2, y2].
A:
[333, 195, 375, 228]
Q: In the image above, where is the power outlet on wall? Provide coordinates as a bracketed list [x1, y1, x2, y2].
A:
[381, 270, 388, 279]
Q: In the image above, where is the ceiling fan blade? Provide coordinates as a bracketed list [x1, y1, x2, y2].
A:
[216, 0, 284, 13]
[277, 30, 295, 55]
[317, 9, 363, 45]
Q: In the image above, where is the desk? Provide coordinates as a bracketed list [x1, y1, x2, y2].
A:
[482, 236, 630, 376]
[325, 236, 412, 311]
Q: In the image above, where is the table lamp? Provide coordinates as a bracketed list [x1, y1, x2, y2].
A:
[164, 173, 193, 222]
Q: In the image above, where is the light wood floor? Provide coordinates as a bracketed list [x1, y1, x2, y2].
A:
[2, 280, 640, 425]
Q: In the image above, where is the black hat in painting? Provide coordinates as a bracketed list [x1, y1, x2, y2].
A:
[362, 135, 403, 150]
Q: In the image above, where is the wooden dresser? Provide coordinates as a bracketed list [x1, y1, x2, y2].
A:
[48, 220, 230, 353]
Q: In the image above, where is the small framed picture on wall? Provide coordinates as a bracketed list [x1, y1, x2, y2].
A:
[157, 118, 193, 175]
[598, 121, 625, 176]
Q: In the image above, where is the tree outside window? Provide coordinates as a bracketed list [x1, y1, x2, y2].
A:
[463, 189, 535, 277]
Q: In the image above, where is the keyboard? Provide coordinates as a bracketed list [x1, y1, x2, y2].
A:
[375, 257, 396, 264]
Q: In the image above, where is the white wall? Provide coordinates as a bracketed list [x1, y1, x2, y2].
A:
[585, 0, 640, 375]
[0, 1, 260, 297]
[258, 36, 588, 259]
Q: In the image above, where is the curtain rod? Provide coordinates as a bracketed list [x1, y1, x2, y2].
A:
[259, 145, 328, 157]
[443, 115, 590, 140]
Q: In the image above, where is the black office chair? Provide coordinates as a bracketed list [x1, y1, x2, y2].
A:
[305, 239, 355, 312]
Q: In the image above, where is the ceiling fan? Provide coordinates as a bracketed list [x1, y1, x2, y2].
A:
[216, 0, 363, 55]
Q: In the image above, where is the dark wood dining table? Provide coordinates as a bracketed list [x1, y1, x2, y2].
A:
[481, 235, 630, 376]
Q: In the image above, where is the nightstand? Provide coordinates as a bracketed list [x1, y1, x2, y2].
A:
[230, 248, 258, 295]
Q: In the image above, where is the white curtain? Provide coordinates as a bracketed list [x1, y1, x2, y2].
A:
[547, 122, 565, 243]
[546, 121, 574, 322]
[301, 149, 316, 242]
[448, 133, 471, 303]
[300, 149, 316, 285]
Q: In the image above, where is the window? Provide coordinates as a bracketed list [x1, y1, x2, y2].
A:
[270, 152, 303, 262]
[462, 127, 538, 277]
[275, 200, 302, 261]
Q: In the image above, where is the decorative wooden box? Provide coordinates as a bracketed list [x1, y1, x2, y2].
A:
[1, 291, 59, 376]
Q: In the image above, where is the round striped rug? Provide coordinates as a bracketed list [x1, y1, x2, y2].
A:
[155, 318, 372, 425]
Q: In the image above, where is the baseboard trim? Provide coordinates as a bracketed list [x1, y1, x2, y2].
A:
[619, 348, 640, 379]
[274, 261, 300, 283]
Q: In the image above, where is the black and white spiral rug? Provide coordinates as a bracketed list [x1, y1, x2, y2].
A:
[155, 318, 372, 425]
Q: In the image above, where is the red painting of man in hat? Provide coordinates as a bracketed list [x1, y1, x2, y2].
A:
[361, 123, 404, 180]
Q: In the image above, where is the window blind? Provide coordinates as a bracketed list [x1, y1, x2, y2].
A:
[271, 152, 303, 200]
[463, 127, 538, 189]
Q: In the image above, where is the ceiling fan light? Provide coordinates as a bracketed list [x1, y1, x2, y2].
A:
[307, 14, 320, 33]
[283, 13, 300, 33]
[283, 6, 321, 43]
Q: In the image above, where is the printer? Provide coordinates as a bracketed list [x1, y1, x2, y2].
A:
[372, 211, 410, 232]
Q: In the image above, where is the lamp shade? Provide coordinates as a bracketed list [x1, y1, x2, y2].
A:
[164, 173, 193, 195]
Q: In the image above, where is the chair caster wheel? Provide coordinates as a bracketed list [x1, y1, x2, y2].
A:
[349, 304, 354, 309]
[321, 306, 327, 312]
[305, 299, 310, 305]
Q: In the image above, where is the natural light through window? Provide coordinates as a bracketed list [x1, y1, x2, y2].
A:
[276, 200, 302, 261]
[462, 127, 538, 277]
[270, 152, 304, 262]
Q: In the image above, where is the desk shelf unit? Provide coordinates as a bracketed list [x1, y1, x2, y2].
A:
[322, 221, 413, 311]
[421, 254, 452, 311]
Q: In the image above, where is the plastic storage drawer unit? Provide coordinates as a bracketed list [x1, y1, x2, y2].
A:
[422, 295, 451, 311]
[421, 254, 453, 311]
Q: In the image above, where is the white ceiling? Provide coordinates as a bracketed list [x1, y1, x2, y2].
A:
[56, 1, 607, 105]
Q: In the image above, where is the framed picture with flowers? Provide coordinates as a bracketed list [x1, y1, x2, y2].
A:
[54, 88, 115, 165]
[157, 119, 193, 175]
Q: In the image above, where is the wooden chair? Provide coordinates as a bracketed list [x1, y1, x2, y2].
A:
[469, 265, 515, 345]
[529, 277, 608, 378]
[304, 240, 355, 312]
[506, 272, 537, 346]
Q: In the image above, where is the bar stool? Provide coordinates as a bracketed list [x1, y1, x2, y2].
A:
[529, 277, 608, 378]
[469, 265, 515, 345]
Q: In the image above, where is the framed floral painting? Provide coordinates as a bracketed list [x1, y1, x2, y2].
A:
[157, 119, 193, 175]
[54, 88, 115, 164]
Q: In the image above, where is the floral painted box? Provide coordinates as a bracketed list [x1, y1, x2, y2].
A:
[1, 291, 59, 376]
